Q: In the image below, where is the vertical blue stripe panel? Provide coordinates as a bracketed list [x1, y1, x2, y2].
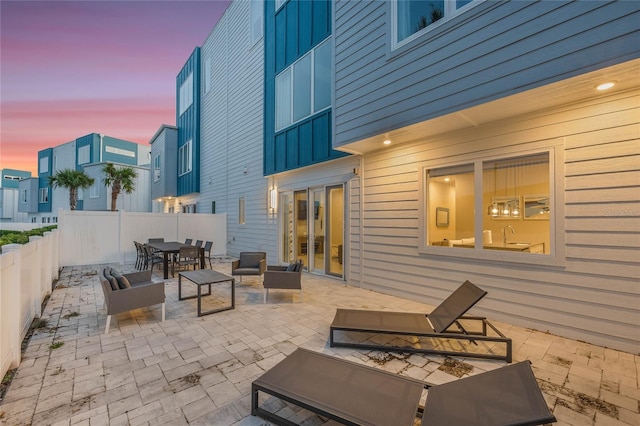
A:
[285, 0, 298, 64]
[275, 9, 286, 72]
[286, 128, 298, 168]
[312, 112, 329, 161]
[275, 133, 287, 171]
[298, 121, 312, 165]
[176, 47, 201, 196]
[298, 0, 312, 55]
[312, 0, 331, 45]
[38, 148, 53, 213]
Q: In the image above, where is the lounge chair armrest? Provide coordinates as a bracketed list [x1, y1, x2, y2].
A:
[232, 260, 240, 271]
[259, 259, 266, 274]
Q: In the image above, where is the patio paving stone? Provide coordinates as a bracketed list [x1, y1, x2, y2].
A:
[0, 259, 638, 425]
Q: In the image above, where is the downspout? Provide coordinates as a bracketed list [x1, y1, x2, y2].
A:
[359, 156, 365, 288]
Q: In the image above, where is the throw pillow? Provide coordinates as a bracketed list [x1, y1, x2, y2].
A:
[294, 261, 303, 272]
[103, 269, 119, 291]
[111, 270, 132, 290]
[286, 262, 297, 272]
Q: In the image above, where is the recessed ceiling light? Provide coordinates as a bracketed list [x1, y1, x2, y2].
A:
[444, 177, 450, 182]
[383, 140, 391, 145]
[596, 82, 615, 91]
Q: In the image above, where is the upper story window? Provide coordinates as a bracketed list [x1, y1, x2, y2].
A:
[178, 140, 192, 176]
[39, 157, 49, 173]
[78, 145, 90, 164]
[21, 189, 27, 203]
[421, 145, 563, 266]
[275, 0, 286, 12]
[179, 73, 194, 116]
[39, 187, 49, 203]
[275, 37, 331, 132]
[105, 146, 135, 157]
[394, 0, 476, 46]
[251, 0, 264, 44]
[154, 154, 161, 182]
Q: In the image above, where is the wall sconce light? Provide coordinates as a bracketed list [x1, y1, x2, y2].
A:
[269, 188, 277, 214]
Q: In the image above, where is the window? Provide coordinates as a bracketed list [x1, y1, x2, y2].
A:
[21, 189, 27, 203]
[154, 154, 161, 182]
[204, 57, 212, 94]
[78, 145, 90, 164]
[90, 181, 100, 198]
[31, 217, 36, 223]
[422, 148, 558, 264]
[275, 37, 332, 131]
[40, 157, 49, 173]
[251, 0, 263, 44]
[394, 0, 476, 46]
[182, 203, 197, 213]
[39, 187, 48, 203]
[239, 197, 245, 224]
[179, 73, 193, 116]
[275, 0, 286, 11]
[105, 146, 135, 157]
[178, 140, 192, 176]
[53, 217, 57, 223]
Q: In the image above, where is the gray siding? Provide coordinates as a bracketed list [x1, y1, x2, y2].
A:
[350, 89, 639, 353]
[150, 125, 178, 201]
[199, 0, 269, 257]
[333, 0, 640, 147]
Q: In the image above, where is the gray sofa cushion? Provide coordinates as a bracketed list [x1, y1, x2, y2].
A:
[103, 269, 119, 291]
[286, 262, 297, 272]
[295, 261, 303, 272]
[111, 270, 132, 289]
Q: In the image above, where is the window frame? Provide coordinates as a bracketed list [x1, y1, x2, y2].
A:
[178, 140, 192, 176]
[250, 0, 264, 45]
[179, 73, 194, 116]
[89, 181, 100, 198]
[39, 187, 49, 203]
[274, 37, 332, 132]
[39, 157, 49, 174]
[153, 154, 161, 182]
[418, 141, 565, 267]
[21, 189, 27, 203]
[391, 0, 480, 50]
[78, 145, 90, 165]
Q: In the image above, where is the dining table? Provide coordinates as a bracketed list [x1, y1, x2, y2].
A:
[147, 241, 205, 279]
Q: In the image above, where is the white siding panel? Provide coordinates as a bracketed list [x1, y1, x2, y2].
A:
[351, 90, 640, 353]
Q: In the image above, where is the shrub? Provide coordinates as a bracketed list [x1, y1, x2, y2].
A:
[0, 226, 57, 252]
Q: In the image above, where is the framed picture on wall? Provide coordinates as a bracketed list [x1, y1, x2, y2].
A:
[436, 207, 449, 227]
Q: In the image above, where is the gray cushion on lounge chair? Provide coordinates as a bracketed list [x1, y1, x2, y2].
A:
[286, 262, 297, 272]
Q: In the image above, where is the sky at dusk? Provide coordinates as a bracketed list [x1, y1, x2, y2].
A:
[1, 0, 231, 174]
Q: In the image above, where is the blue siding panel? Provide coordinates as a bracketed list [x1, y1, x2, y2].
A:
[285, 0, 298, 64]
[264, 0, 349, 176]
[298, 0, 312, 55]
[176, 48, 201, 197]
[312, 0, 331, 45]
[298, 121, 312, 165]
[37, 148, 53, 213]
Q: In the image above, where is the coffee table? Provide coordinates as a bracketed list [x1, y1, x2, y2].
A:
[178, 269, 235, 316]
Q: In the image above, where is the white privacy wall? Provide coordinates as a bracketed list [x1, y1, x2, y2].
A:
[59, 210, 227, 266]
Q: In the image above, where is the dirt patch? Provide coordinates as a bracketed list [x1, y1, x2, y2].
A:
[437, 358, 474, 378]
[540, 380, 618, 419]
[367, 352, 397, 365]
[547, 354, 572, 368]
[183, 373, 200, 385]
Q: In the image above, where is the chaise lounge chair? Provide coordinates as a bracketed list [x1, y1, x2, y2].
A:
[330, 280, 512, 362]
[252, 348, 556, 425]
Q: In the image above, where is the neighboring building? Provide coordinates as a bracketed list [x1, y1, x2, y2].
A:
[149, 125, 178, 213]
[19, 133, 151, 223]
[153, 0, 639, 353]
[1, 169, 31, 189]
[0, 169, 31, 222]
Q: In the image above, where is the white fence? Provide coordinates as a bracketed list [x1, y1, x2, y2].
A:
[0, 230, 60, 380]
[0, 210, 227, 379]
[58, 210, 227, 266]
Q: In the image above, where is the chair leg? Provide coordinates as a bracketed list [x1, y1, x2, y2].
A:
[105, 315, 111, 334]
[300, 289, 303, 303]
[161, 303, 165, 322]
[264, 289, 267, 304]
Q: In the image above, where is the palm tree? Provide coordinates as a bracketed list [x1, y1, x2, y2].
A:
[102, 163, 138, 211]
[47, 169, 95, 210]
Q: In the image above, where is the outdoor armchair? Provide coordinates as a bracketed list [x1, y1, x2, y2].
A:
[262, 260, 303, 303]
[231, 252, 266, 282]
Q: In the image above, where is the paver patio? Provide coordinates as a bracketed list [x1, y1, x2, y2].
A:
[0, 259, 638, 426]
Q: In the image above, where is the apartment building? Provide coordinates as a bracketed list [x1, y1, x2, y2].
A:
[152, 0, 638, 353]
[19, 133, 151, 223]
